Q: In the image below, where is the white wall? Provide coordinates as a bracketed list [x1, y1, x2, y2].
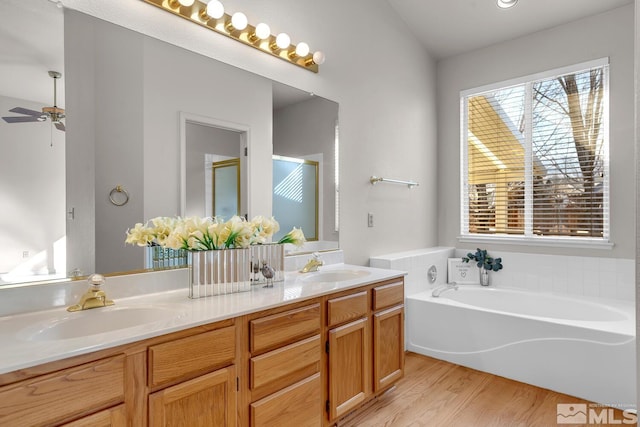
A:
[61, 0, 438, 266]
[437, 5, 635, 259]
[0, 96, 65, 276]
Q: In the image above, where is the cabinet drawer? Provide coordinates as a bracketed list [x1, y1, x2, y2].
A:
[250, 373, 322, 427]
[149, 325, 236, 388]
[372, 281, 404, 311]
[61, 404, 126, 427]
[250, 304, 320, 354]
[251, 335, 321, 391]
[0, 355, 125, 427]
[327, 291, 368, 327]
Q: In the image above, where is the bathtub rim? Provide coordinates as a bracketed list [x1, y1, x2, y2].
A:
[408, 285, 635, 338]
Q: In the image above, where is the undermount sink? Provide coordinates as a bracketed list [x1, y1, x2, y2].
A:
[301, 269, 371, 283]
[21, 306, 183, 341]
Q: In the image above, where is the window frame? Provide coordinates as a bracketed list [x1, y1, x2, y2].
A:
[459, 58, 612, 249]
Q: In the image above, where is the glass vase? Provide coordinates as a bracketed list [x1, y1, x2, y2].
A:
[188, 248, 251, 298]
[148, 245, 188, 269]
[479, 268, 490, 286]
[249, 244, 285, 286]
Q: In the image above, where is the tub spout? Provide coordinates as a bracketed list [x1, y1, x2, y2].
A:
[432, 283, 459, 297]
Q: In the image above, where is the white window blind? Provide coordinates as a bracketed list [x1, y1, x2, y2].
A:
[461, 59, 609, 243]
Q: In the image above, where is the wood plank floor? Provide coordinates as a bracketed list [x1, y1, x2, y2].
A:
[341, 352, 636, 427]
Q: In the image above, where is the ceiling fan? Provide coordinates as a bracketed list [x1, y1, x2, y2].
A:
[2, 71, 65, 132]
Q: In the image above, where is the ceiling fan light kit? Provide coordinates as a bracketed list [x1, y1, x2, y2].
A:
[2, 70, 66, 132]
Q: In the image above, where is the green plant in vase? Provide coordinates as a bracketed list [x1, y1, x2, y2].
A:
[462, 248, 503, 286]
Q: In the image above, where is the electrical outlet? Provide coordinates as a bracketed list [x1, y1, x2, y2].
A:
[22, 250, 29, 258]
[367, 212, 374, 227]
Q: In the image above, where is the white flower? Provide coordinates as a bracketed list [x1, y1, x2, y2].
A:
[278, 227, 306, 247]
[126, 214, 293, 251]
[125, 223, 155, 247]
[249, 215, 280, 244]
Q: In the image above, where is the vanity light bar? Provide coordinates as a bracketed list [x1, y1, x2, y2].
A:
[141, 0, 324, 73]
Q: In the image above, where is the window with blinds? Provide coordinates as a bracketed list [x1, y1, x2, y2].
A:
[461, 59, 609, 242]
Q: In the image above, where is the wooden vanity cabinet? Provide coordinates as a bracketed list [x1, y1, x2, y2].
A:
[147, 323, 238, 427]
[326, 291, 371, 421]
[149, 365, 236, 427]
[61, 405, 127, 427]
[325, 279, 404, 426]
[245, 303, 323, 427]
[0, 276, 404, 427]
[0, 354, 127, 427]
[372, 281, 405, 392]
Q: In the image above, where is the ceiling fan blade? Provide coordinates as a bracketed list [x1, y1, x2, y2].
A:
[8, 107, 43, 117]
[2, 116, 41, 123]
[54, 122, 66, 131]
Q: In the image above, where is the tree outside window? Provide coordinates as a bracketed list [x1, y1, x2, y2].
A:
[462, 61, 609, 241]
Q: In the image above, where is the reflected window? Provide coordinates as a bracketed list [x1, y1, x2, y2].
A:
[272, 155, 318, 241]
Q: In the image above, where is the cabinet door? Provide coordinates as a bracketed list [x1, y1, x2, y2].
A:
[149, 366, 236, 427]
[62, 405, 126, 427]
[373, 305, 404, 392]
[328, 317, 371, 421]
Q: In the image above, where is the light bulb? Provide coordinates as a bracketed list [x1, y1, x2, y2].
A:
[178, 0, 195, 6]
[295, 42, 310, 57]
[231, 12, 248, 30]
[276, 33, 290, 49]
[255, 23, 271, 40]
[206, 0, 224, 19]
[312, 51, 326, 65]
[496, 0, 517, 8]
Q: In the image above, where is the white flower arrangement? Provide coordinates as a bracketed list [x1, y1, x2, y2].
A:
[125, 215, 306, 251]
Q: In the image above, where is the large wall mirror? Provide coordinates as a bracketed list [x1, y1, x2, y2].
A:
[0, 0, 339, 287]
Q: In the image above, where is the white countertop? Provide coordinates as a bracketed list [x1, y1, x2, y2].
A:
[0, 264, 405, 375]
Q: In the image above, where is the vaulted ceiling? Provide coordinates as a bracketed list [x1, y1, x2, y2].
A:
[0, 0, 635, 105]
[386, 0, 634, 59]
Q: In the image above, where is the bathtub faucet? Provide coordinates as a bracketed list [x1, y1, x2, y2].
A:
[431, 283, 459, 297]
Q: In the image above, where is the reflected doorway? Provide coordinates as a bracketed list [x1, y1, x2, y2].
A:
[181, 113, 248, 221]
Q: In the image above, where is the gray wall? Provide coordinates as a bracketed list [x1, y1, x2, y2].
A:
[437, 4, 634, 259]
[65, 11, 272, 274]
[273, 96, 338, 242]
[142, 35, 273, 224]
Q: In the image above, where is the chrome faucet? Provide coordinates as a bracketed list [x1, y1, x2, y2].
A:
[431, 283, 459, 297]
[300, 252, 324, 273]
[67, 274, 115, 312]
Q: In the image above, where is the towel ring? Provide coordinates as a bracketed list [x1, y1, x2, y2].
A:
[109, 185, 130, 206]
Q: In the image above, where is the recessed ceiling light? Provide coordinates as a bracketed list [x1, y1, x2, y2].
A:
[497, 0, 518, 9]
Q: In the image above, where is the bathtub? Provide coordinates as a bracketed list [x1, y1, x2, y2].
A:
[407, 286, 636, 408]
